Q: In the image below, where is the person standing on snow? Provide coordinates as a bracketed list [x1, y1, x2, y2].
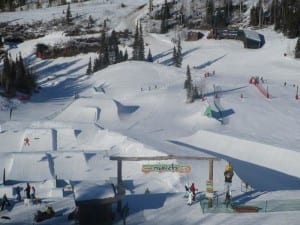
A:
[187, 190, 193, 206]
[190, 183, 196, 201]
[1, 193, 10, 211]
[16, 186, 22, 202]
[225, 190, 232, 208]
[25, 183, 31, 199]
[184, 183, 189, 197]
[31, 186, 36, 200]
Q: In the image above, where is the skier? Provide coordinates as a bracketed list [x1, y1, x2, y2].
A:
[25, 183, 31, 199]
[1, 193, 10, 211]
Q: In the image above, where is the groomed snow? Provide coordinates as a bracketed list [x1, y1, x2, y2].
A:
[0, 0, 300, 224]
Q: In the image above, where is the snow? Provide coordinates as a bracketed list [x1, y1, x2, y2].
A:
[0, 0, 300, 224]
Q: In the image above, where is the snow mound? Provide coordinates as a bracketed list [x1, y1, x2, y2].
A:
[113, 99, 139, 120]
[52, 152, 89, 180]
[21, 128, 56, 151]
[8, 153, 54, 182]
[57, 128, 78, 151]
[180, 130, 300, 179]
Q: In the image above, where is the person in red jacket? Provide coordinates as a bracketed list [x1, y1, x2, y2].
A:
[189, 183, 196, 201]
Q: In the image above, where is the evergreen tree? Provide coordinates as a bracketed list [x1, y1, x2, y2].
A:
[1, 53, 12, 94]
[0, 0, 5, 11]
[184, 65, 193, 103]
[162, 0, 170, 19]
[66, 2, 72, 25]
[86, 57, 92, 75]
[175, 37, 182, 68]
[147, 49, 153, 62]
[160, 17, 168, 34]
[138, 23, 145, 60]
[184, 64, 192, 89]
[249, 5, 259, 26]
[132, 22, 139, 60]
[295, 37, 300, 58]
[206, 0, 215, 26]
[172, 46, 177, 66]
[15, 53, 25, 90]
[123, 49, 128, 61]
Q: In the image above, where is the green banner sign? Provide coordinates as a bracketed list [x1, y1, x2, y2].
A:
[142, 163, 191, 174]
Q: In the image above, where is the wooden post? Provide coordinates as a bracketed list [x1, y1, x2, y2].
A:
[207, 159, 214, 208]
[117, 160, 123, 212]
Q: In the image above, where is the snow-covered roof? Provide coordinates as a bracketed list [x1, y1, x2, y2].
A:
[73, 181, 116, 202]
[243, 29, 261, 42]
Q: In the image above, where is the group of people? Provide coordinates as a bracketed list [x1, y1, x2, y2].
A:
[0, 183, 37, 211]
[185, 182, 197, 206]
[24, 183, 36, 200]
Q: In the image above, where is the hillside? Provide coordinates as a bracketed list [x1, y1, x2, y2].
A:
[0, 0, 300, 225]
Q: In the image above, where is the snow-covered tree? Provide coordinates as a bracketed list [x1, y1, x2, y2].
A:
[173, 37, 182, 68]
[147, 49, 153, 62]
[86, 57, 92, 75]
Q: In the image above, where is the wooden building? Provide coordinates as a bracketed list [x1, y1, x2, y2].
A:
[73, 181, 122, 225]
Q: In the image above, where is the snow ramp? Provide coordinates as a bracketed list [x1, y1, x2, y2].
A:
[21, 128, 56, 152]
[113, 99, 139, 120]
[56, 128, 78, 151]
[52, 152, 89, 180]
[179, 130, 300, 179]
[8, 153, 54, 182]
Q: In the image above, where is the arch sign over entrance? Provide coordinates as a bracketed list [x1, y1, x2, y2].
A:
[110, 155, 220, 210]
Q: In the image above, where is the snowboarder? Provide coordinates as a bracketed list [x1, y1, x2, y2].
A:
[16, 186, 22, 202]
[1, 193, 10, 211]
[25, 183, 31, 199]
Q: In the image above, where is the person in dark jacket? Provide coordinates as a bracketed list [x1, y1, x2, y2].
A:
[1, 194, 10, 211]
[16, 186, 22, 202]
[25, 183, 31, 199]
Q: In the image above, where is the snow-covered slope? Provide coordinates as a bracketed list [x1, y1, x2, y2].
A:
[0, 0, 300, 225]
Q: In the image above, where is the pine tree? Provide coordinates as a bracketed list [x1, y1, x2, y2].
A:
[132, 22, 139, 60]
[184, 65, 193, 103]
[0, 0, 5, 11]
[66, 2, 72, 25]
[1, 53, 12, 94]
[172, 46, 177, 66]
[295, 37, 300, 59]
[184, 64, 191, 89]
[138, 23, 145, 60]
[123, 49, 128, 61]
[86, 57, 92, 75]
[160, 16, 168, 34]
[206, 0, 214, 26]
[175, 37, 182, 68]
[147, 49, 153, 62]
